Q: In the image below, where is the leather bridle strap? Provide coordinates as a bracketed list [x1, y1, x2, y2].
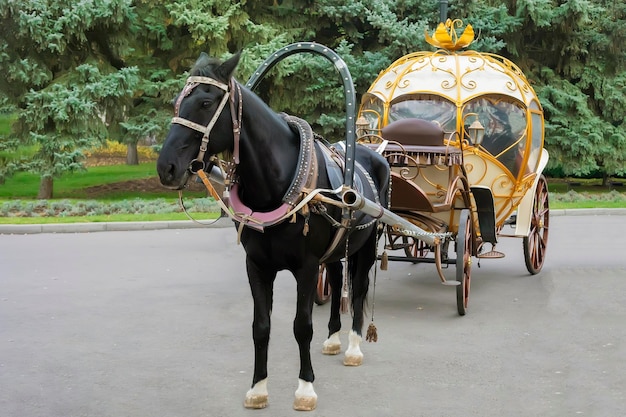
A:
[228, 79, 242, 164]
[171, 76, 232, 173]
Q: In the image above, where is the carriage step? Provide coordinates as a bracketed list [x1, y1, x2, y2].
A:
[477, 250, 505, 259]
[441, 280, 461, 286]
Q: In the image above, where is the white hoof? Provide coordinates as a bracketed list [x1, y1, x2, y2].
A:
[343, 330, 363, 366]
[244, 378, 268, 409]
[322, 331, 341, 355]
[293, 379, 317, 411]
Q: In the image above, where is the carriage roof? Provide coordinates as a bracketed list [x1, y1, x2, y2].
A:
[365, 50, 541, 110]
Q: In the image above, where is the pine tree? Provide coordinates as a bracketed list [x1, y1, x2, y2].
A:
[0, 0, 140, 198]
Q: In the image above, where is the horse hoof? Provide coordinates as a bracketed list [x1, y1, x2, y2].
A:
[343, 354, 363, 366]
[293, 396, 317, 411]
[322, 343, 341, 355]
[244, 394, 268, 409]
[293, 379, 317, 411]
[322, 332, 341, 355]
[244, 379, 268, 409]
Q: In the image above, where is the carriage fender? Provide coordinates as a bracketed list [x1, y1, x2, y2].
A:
[514, 148, 550, 237]
[470, 185, 497, 245]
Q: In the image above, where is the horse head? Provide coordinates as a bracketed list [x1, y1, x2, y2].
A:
[157, 52, 241, 189]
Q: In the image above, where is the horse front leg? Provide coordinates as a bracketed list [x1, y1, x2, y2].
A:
[292, 258, 319, 411]
[244, 258, 276, 409]
[322, 261, 343, 355]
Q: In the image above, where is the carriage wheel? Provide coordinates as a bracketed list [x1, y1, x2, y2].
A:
[402, 236, 430, 259]
[523, 175, 550, 275]
[315, 263, 332, 305]
[456, 209, 472, 316]
[397, 214, 432, 261]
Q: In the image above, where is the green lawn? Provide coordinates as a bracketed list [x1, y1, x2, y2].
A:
[0, 163, 164, 199]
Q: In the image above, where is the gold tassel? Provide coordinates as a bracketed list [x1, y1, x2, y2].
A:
[380, 251, 388, 270]
[366, 322, 378, 343]
[289, 212, 297, 223]
[340, 293, 349, 314]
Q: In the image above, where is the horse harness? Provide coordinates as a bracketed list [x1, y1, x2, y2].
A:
[171, 75, 382, 259]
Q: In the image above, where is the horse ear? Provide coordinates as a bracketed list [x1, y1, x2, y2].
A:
[195, 52, 210, 67]
[216, 51, 241, 82]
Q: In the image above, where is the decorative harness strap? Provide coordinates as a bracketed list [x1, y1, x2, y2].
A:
[226, 114, 318, 232]
[171, 77, 241, 168]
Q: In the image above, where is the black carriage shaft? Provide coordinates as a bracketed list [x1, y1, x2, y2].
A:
[245, 42, 357, 191]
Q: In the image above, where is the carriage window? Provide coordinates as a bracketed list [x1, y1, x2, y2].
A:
[359, 94, 385, 131]
[462, 96, 527, 177]
[527, 102, 544, 174]
[388, 95, 456, 133]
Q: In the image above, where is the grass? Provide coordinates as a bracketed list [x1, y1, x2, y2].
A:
[0, 163, 163, 199]
[550, 200, 625, 209]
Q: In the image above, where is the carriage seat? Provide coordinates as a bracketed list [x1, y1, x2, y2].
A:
[382, 118, 444, 148]
[378, 118, 462, 166]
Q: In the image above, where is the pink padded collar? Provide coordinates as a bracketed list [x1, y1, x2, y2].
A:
[228, 184, 291, 231]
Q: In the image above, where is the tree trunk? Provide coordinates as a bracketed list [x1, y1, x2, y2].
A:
[602, 172, 609, 187]
[126, 142, 139, 165]
[37, 176, 53, 199]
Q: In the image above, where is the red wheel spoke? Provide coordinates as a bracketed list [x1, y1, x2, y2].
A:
[524, 175, 549, 275]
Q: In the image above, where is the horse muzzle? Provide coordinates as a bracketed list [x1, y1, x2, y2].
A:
[157, 160, 191, 190]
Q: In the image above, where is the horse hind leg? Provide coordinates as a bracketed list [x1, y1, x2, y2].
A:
[343, 234, 377, 367]
[322, 261, 343, 355]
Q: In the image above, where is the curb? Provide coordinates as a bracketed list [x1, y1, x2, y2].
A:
[1, 209, 625, 235]
[0, 216, 233, 235]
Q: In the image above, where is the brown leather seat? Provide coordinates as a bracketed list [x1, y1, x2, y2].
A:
[382, 119, 444, 147]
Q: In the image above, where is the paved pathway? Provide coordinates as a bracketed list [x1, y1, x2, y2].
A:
[1, 214, 626, 416]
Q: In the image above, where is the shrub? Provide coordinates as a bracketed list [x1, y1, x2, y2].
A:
[85, 140, 158, 159]
[0, 198, 220, 217]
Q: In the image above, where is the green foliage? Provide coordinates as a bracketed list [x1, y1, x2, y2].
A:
[0, 0, 140, 196]
[1, 0, 624, 184]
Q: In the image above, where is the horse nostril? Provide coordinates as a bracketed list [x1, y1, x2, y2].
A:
[157, 161, 176, 185]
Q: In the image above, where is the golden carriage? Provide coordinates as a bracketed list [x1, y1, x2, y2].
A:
[353, 20, 550, 314]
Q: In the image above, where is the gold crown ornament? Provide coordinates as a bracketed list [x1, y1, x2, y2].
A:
[425, 19, 475, 51]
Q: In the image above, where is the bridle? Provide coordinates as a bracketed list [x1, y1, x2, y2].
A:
[171, 75, 242, 174]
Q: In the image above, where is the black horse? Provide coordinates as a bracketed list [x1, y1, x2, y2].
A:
[157, 52, 389, 411]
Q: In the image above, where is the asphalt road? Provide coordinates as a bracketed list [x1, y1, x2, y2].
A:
[1, 214, 625, 417]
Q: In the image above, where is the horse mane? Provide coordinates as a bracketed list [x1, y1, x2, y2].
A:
[190, 52, 222, 77]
